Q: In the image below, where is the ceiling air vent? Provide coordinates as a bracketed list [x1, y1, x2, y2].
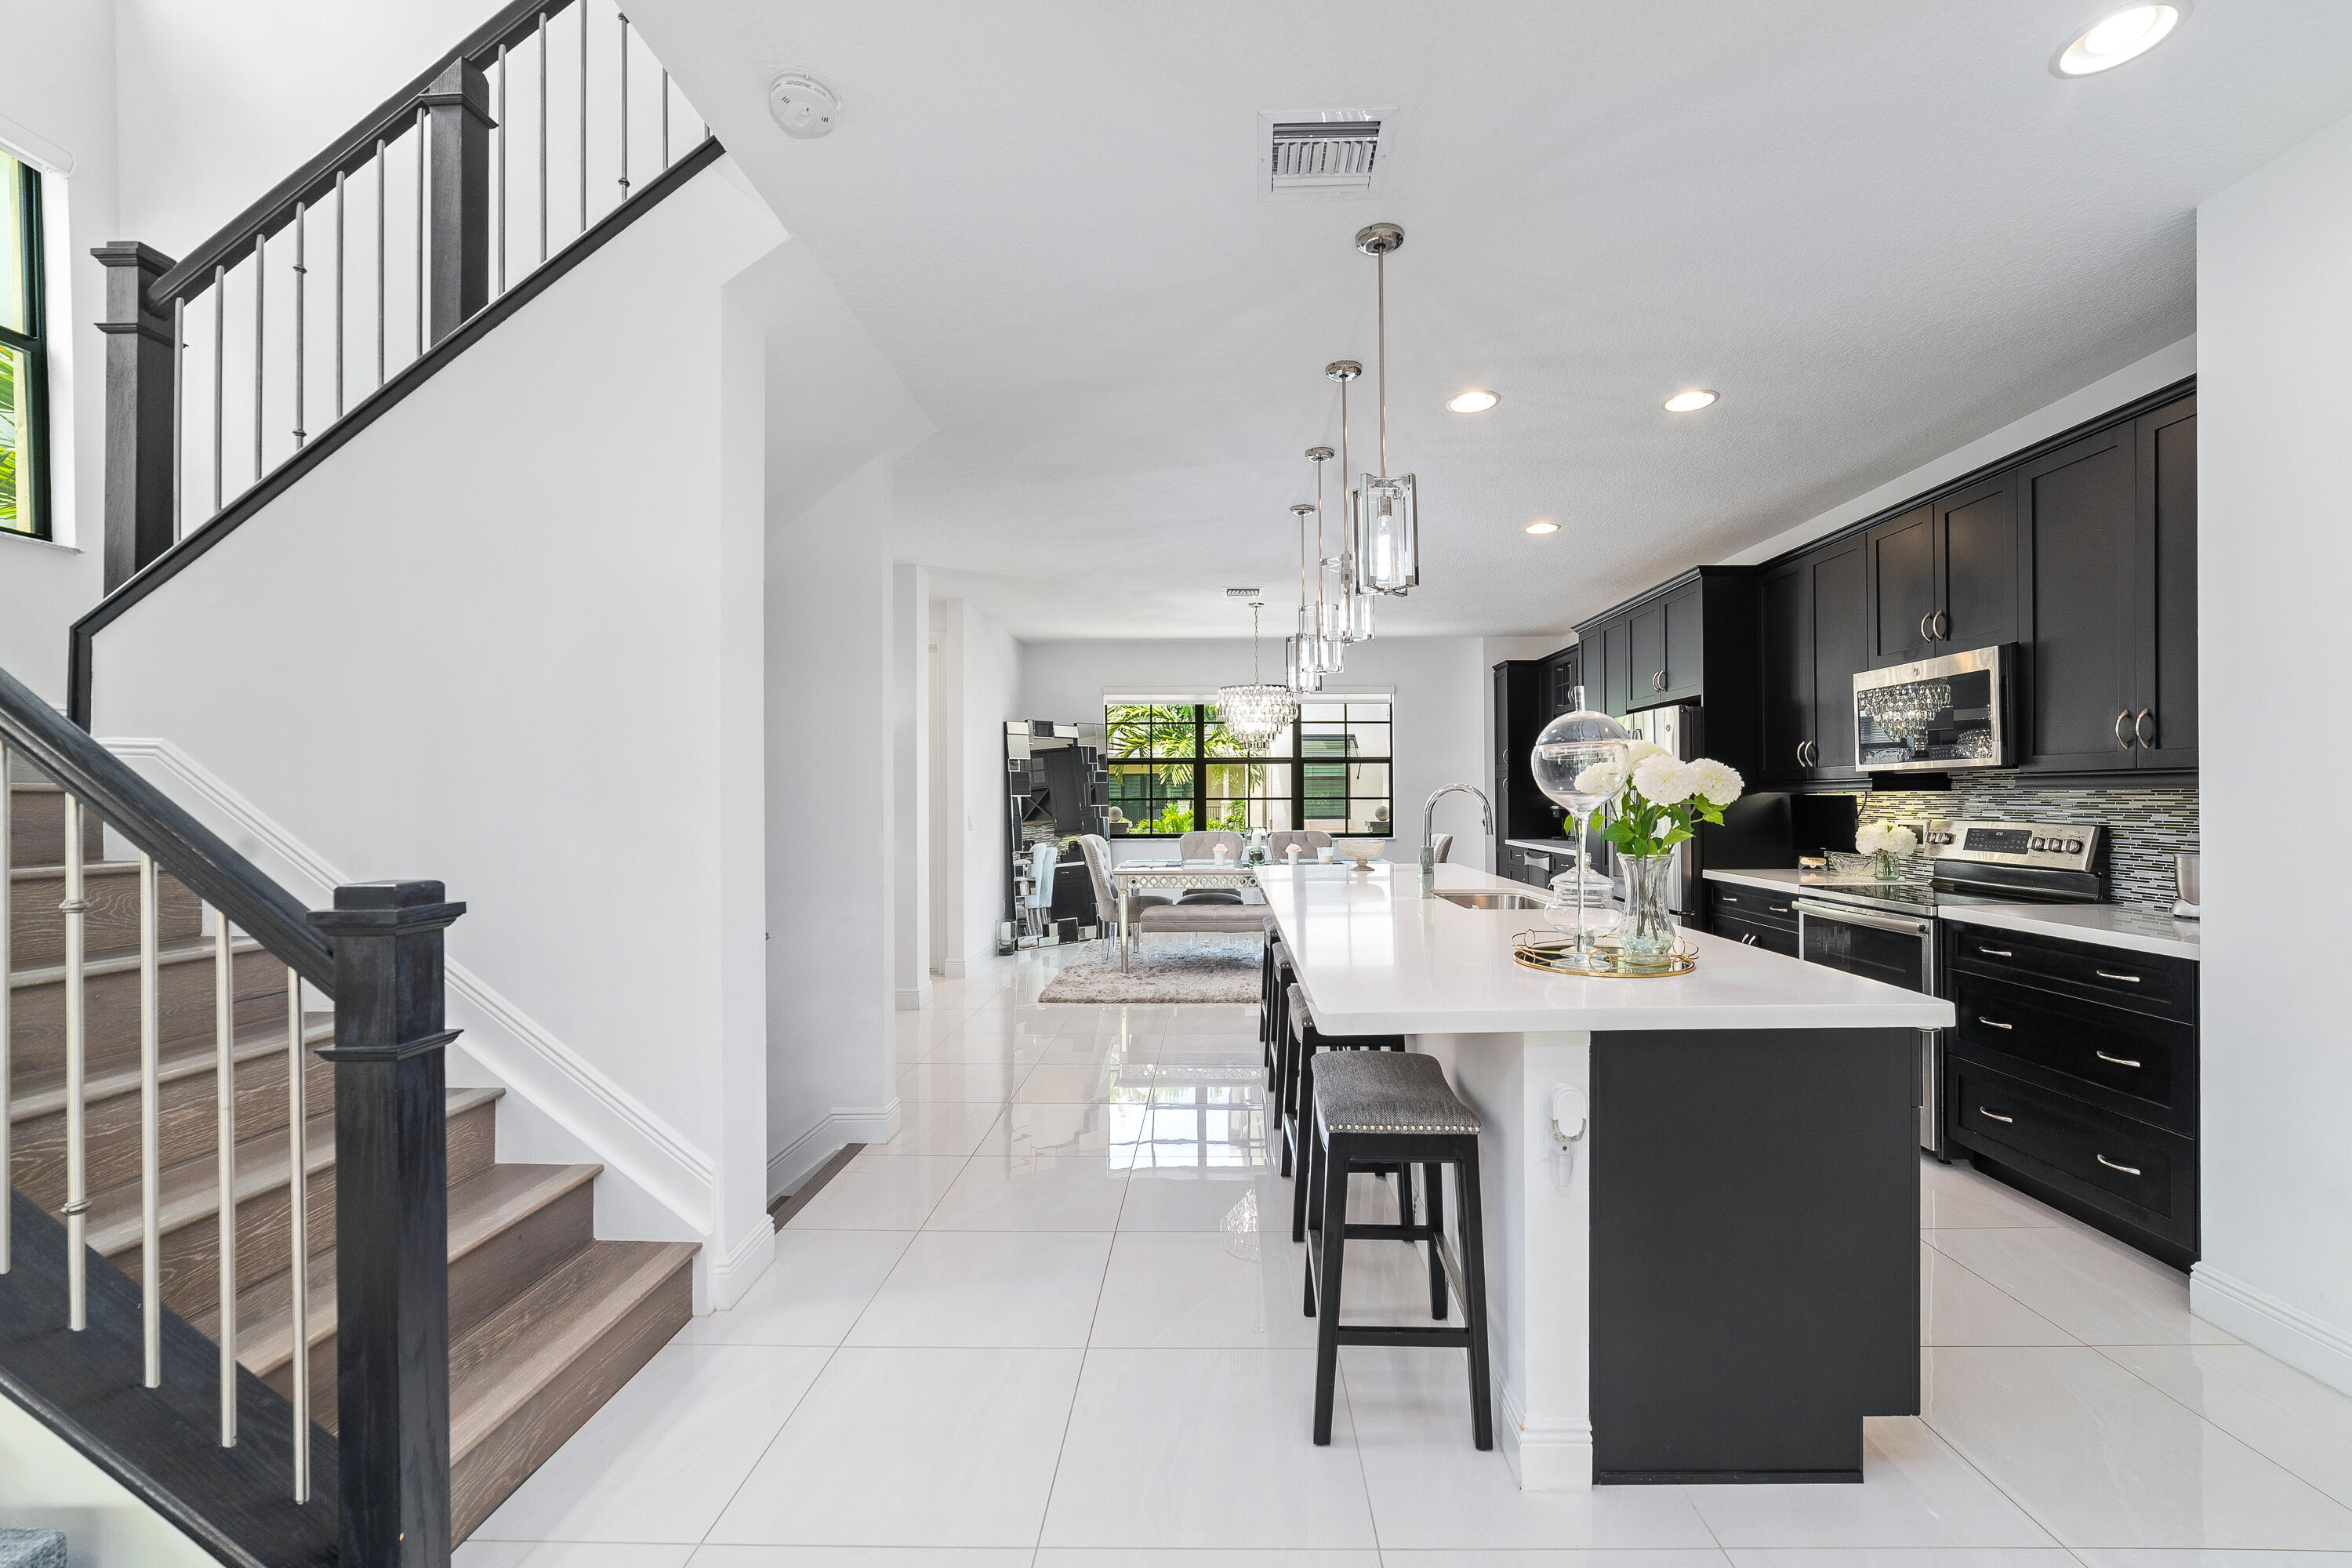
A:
[1258, 109, 1392, 201]
[1225, 587, 1261, 599]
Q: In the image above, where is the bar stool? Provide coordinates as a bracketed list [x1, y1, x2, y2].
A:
[1283, 984, 1404, 1229]
[1259, 915, 1290, 1090]
[1301, 1048, 1492, 1449]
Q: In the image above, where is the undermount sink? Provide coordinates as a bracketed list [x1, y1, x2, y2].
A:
[1432, 889, 1548, 910]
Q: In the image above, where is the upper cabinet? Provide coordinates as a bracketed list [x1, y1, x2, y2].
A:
[1758, 537, 1870, 787]
[2135, 397, 2197, 772]
[1866, 475, 2020, 667]
[1573, 568, 1762, 773]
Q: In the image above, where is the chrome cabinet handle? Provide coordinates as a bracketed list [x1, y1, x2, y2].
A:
[1979, 1107, 2014, 1123]
[1935, 609, 1950, 640]
[1741, 933, 1756, 945]
[2096, 1051, 2143, 1068]
[1719, 895, 1740, 903]
[2114, 710, 2133, 750]
[2135, 709, 2154, 748]
[1978, 946, 2013, 957]
[1796, 742, 1807, 767]
[1977, 1016, 2013, 1029]
[2095, 970, 2141, 983]
[1918, 612, 1933, 642]
[1768, 904, 1791, 913]
[2096, 1154, 2143, 1177]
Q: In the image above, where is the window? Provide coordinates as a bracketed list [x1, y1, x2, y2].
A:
[0, 149, 47, 540]
[1102, 699, 1393, 837]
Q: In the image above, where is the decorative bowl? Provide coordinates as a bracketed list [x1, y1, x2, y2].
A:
[1332, 839, 1386, 868]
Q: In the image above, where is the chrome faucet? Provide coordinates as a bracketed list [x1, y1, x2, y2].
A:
[1420, 783, 1494, 898]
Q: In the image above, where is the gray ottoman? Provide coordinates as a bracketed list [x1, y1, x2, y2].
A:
[0, 1530, 66, 1568]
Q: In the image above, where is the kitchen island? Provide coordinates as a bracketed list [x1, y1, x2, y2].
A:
[1258, 861, 1954, 1490]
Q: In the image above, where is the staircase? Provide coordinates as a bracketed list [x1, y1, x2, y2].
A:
[5, 772, 695, 1541]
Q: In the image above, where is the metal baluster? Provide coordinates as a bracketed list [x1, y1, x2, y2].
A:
[212, 271, 226, 513]
[579, 2, 589, 233]
[661, 68, 670, 167]
[0, 740, 11, 1275]
[334, 172, 347, 419]
[415, 106, 426, 361]
[214, 913, 238, 1446]
[61, 798, 87, 1330]
[252, 233, 265, 486]
[496, 42, 509, 292]
[618, 13, 630, 198]
[292, 204, 307, 447]
[139, 854, 161, 1387]
[538, 12, 550, 263]
[171, 299, 185, 541]
[285, 967, 308, 1502]
[376, 140, 388, 388]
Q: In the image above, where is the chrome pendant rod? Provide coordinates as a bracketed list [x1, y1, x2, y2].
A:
[0, 740, 11, 1274]
[214, 913, 238, 1446]
[285, 967, 308, 1501]
[139, 853, 161, 1387]
[62, 798, 87, 1330]
[1377, 248, 1388, 474]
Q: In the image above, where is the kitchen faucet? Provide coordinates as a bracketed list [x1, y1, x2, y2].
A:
[1420, 782, 1494, 898]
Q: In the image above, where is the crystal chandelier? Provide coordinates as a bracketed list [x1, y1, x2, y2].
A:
[1350, 223, 1419, 596]
[1221, 600, 1297, 748]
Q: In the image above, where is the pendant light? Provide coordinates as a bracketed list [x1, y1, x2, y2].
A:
[1351, 223, 1418, 596]
[1286, 503, 1325, 693]
[1328, 359, 1377, 641]
[1220, 600, 1297, 748]
[1306, 448, 1348, 670]
[1289, 502, 1339, 678]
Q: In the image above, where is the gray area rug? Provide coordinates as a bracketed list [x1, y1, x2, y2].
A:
[1037, 936, 1264, 1003]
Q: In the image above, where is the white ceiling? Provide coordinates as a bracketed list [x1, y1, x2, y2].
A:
[632, 1, 2352, 640]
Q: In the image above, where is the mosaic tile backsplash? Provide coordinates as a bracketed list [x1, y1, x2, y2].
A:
[1846, 778, 2198, 911]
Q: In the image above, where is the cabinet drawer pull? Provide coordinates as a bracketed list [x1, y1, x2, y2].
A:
[1935, 609, 1951, 641]
[1977, 946, 2013, 957]
[2095, 969, 2141, 983]
[2114, 710, 2133, 750]
[1768, 904, 1791, 913]
[2096, 1154, 2143, 1177]
[2095, 1051, 2143, 1068]
[1741, 933, 1756, 946]
[1719, 895, 1740, 904]
[2135, 709, 2154, 748]
[1919, 612, 1933, 643]
[1979, 1107, 2014, 1123]
[1976, 1016, 2013, 1029]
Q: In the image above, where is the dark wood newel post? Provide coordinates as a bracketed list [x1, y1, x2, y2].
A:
[312, 880, 467, 1568]
[420, 57, 493, 344]
[90, 241, 179, 592]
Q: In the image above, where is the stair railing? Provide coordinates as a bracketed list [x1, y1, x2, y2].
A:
[89, 0, 712, 598]
[1, 661, 465, 1567]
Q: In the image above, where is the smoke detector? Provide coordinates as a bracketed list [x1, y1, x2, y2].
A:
[768, 73, 840, 139]
[1258, 109, 1392, 200]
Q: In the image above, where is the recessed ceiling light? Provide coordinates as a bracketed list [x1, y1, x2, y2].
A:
[2055, 5, 2181, 76]
[1663, 389, 1718, 413]
[1525, 520, 1559, 535]
[1448, 390, 1501, 414]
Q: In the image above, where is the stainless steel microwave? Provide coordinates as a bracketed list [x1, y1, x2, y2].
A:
[1853, 644, 2013, 773]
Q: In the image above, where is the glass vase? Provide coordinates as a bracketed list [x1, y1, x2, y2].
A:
[1618, 853, 1679, 958]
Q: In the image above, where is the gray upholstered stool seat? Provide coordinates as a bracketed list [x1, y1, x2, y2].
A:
[1312, 1051, 1482, 1136]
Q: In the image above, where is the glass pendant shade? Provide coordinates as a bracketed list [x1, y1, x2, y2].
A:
[1354, 473, 1419, 593]
[1345, 585, 1376, 642]
[1285, 634, 1321, 694]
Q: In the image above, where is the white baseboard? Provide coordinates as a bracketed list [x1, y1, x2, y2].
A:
[767, 1100, 902, 1203]
[2191, 1264, 2352, 1396]
[895, 979, 933, 1011]
[938, 957, 967, 978]
[703, 1211, 779, 1315]
[103, 737, 714, 1244]
[1494, 1375, 1594, 1490]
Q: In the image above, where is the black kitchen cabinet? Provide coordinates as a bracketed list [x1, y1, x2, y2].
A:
[1755, 539, 1870, 788]
[1494, 659, 1572, 844]
[1544, 644, 1584, 718]
[1575, 569, 1761, 774]
[2017, 394, 2198, 781]
[1598, 617, 1632, 718]
[1758, 562, 1808, 785]
[1865, 474, 2020, 667]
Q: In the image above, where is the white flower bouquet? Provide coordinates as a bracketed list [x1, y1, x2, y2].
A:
[1571, 740, 1746, 859]
[1852, 822, 1920, 880]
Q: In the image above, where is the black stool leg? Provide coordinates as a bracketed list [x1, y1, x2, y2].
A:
[1425, 1160, 1449, 1321]
[1290, 1047, 1316, 1243]
[1311, 1129, 1352, 1446]
[1454, 1142, 1494, 1450]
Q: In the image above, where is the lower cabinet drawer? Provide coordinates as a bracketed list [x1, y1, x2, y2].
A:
[1712, 909, 1798, 958]
[1706, 884, 1798, 934]
[1952, 975, 2194, 1131]
[1508, 848, 1559, 887]
[1949, 1058, 2196, 1257]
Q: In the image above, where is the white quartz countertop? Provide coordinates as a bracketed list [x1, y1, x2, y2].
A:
[1697, 868, 2199, 961]
[1259, 863, 1954, 1036]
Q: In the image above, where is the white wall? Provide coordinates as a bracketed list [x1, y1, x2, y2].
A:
[889, 564, 931, 1011]
[89, 162, 787, 1309]
[927, 598, 1022, 972]
[0, 1395, 216, 1568]
[2190, 110, 2352, 1392]
[765, 458, 898, 1196]
[1017, 635, 1494, 869]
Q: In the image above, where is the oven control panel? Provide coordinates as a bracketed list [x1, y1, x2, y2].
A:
[1922, 818, 2102, 873]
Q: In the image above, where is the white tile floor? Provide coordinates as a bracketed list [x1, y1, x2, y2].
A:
[463, 948, 2352, 1567]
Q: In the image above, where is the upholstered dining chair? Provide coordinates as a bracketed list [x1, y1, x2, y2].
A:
[1077, 833, 1170, 939]
[1265, 829, 1334, 865]
[1428, 833, 1454, 865]
[1173, 829, 1249, 903]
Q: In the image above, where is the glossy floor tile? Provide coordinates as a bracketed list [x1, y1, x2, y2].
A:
[481, 947, 2352, 1563]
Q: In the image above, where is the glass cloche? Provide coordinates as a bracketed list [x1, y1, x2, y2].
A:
[1530, 692, 1634, 818]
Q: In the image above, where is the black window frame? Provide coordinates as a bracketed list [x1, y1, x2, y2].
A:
[0, 149, 50, 543]
[1102, 699, 1395, 839]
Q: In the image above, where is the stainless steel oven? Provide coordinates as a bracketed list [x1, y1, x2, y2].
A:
[1795, 898, 1940, 1152]
[1853, 644, 2013, 773]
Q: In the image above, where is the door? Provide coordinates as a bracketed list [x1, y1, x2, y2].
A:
[1758, 561, 1810, 784]
[1866, 503, 1938, 666]
[1600, 618, 1634, 717]
[1661, 583, 1705, 702]
[1628, 601, 1666, 705]
[1937, 471, 2020, 653]
[1809, 539, 1869, 778]
[2019, 430, 2138, 775]
[2135, 397, 2197, 771]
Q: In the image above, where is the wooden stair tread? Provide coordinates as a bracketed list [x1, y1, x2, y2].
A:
[9, 932, 263, 989]
[448, 1239, 697, 1460]
[81, 1109, 334, 1255]
[6, 1015, 335, 1125]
